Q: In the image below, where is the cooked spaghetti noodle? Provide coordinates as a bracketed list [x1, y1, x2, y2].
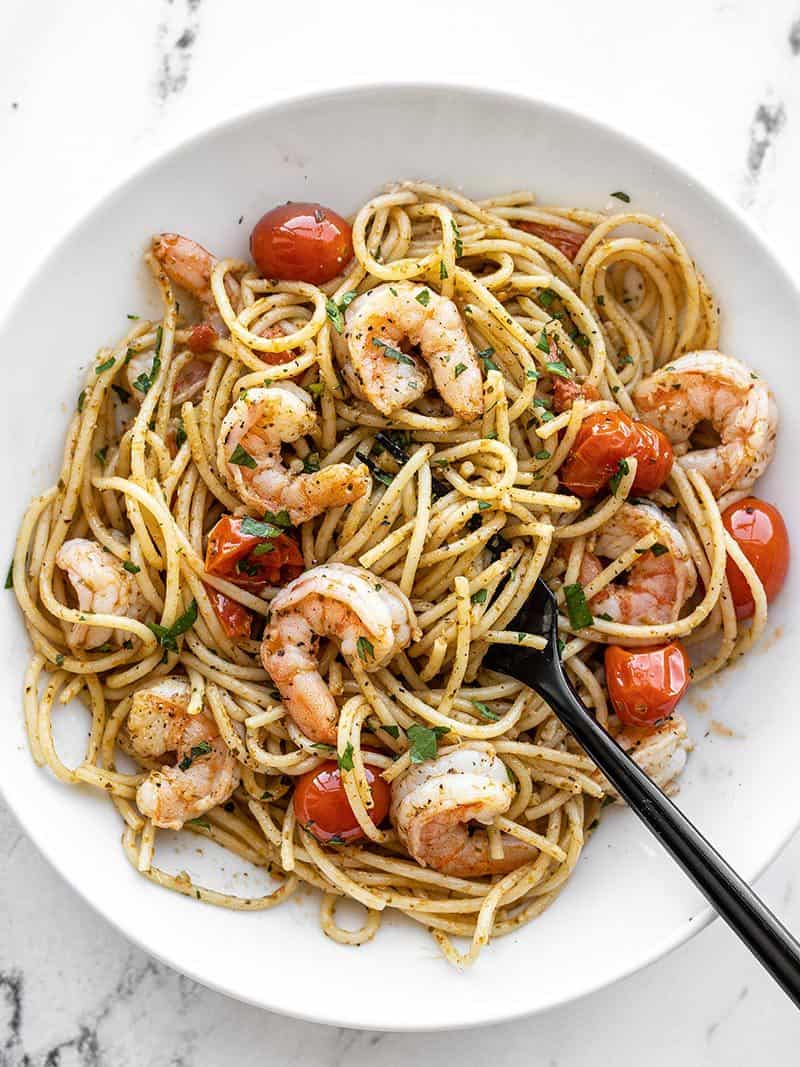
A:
[12, 181, 778, 968]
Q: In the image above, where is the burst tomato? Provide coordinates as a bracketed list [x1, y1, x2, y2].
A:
[204, 515, 304, 591]
[605, 643, 691, 727]
[187, 322, 218, 354]
[517, 220, 587, 261]
[560, 410, 673, 498]
[250, 202, 353, 285]
[293, 760, 391, 844]
[722, 498, 790, 620]
[203, 584, 253, 640]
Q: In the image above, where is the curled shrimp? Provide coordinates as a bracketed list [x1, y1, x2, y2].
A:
[261, 563, 419, 744]
[390, 743, 535, 877]
[598, 714, 692, 799]
[55, 538, 145, 651]
[578, 501, 697, 626]
[128, 676, 239, 830]
[340, 282, 484, 421]
[632, 351, 778, 498]
[218, 383, 370, 524]
[151, 233, 227, 325]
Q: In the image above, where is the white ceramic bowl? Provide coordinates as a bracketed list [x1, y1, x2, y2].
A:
[1, 85, 797, 1031]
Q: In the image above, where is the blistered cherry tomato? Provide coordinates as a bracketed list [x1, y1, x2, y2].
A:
[250, 202, 353, 285]
[605, 643, 691, 727]
[187, 322, 218, 354]
[560, 410, 674, 498]
[517, 220, 587, 261]
[203, 584, 253, 640]
[722, 497, 790, 620]
[293, 760, 391, 844]
[205, 515, 304, 591]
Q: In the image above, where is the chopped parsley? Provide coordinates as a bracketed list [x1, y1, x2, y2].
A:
[618, 354, 635, 367]
[453, 362, 467, 378]
[651, 542, 669, 557]
[94, 446, 108, 465]
[372, 338, 415, 366]
[609, 458, 630, 496]
[178, 739, 212, 772]
[252, 542, 275, 556]
[471, 588, 488, 605]
[241, 516, 284, 539]
[146, 599, 198, 651]
[536, 330, 551, 355]
[302, 452, 321, 474]
[186, 817, 211, 829]
[534, 449, 551, 461]
[451, 219, 463, 257]
[357, 636, 375, 661]
[472, 700, 499, 721]
[406, 723, 449, 764]
[611, 191, 631, 203]
[478, 347, 499, 373]
[229, 444, 257, 469]
[175, 418, 187, 448]
[77, 390, 86, 413]
[263, 509, 292, 528]
[307, 382, 324, 398]
[439, 261, 448, 280]
[546, 360, 572, 379]
[55, 654, 64, 667]
[355, 451, 394, 487]
[96, 356, 116, 374]
[379, 723, 400, 739]
[337, 743, 354, 771]
[478, 501, 490, 510]
[122, 561, 141, 574]
[526, 368, 539, 381]
[4, 562, 13, 589]
[132, 326, 163, 394]
[416, 288, 431, 307]
[564, 584, 594, 630]
[126, 313, 139, 320]
[325, 298, 345, 334]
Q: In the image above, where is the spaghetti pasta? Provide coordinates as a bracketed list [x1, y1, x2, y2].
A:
[12, 182, 782, 967]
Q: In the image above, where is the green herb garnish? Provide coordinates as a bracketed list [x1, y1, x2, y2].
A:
[357, 636, 375, 661]
[338, 743, 354, 771]
[96, 357, 116, 374]
[453, 362, 467, 378]
[651, 542, 669, 557]
[372, 338, 415, 366]
[439, 261, 448, 280]
[380, 723, 400, 739]
[536, 330, 551, 354]
[478, 347, 499, 373]
[609, 458, 630, 495]
[564, 583, 594, 630]
[546, 361, 572, 379]
[229, 444, 257, 469]
[472, 700, 499, 721]
[611, 191, 631, 203]
[471, 588, 488, 605]
[325, 298, 345, 334]
[406, 724, 449, 764]
[451, 220, 463, 257]
[77, 390, 86, 413]
[146, 599, 198, 651]
[123, 561, 141, 574]
[416, 289, 431, 306]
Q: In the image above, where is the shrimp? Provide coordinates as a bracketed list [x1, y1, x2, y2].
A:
[390, 743, 535, 877]
[261, 563, 419, 744]
[151, 233, 221, 321]
[218, 384, 369, 524]
[577, 502, 697, 626]
[127, 677, 239, 830]
[55, 538, 146, 651]
[341, 282, 484, 421]
[598, 714, 692, 799]
[632, 351, 778, 498]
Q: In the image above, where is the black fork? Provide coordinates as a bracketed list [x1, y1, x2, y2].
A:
[482, 578, 800, 1006]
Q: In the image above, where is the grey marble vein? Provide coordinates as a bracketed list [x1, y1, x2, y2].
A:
[155, 0, 203, 104]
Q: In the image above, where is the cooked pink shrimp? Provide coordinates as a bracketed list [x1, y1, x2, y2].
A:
[151, 233, 220, 318]
[55, 538, 145, 651]
[632, 351, 777, 498]
[578, 502, 696, 626]
[341, 282, 484, 421]
[218, 383, 369, 524]
[128, 677, 239, 830]
[599, 714, 692, 798]
[390, 743, 535, 877]
[261, 563, 419, 744]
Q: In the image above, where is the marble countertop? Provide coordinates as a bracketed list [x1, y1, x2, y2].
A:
[2, 0, 800, 1061]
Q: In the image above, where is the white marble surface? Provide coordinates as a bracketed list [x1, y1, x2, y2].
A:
[2, 0, 800, 1060]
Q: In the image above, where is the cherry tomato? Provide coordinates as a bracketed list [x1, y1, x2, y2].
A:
[256, 322, 303, 369]
[293, 760, 391, 844]
[187, 322, 218, 354]
[205, 515, 304, 591]
[560, 410, 674, 498]
[605, 642, 691, 727]
[517, 220, 587, 261]
[250, 202, 353, 285]
[722, 497, 790, 620]
[203, 583, 253, 640]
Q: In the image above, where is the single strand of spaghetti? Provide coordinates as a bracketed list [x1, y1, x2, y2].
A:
[415, 546, 523, 633]
[400, 462, 431, 596]
[320, 894, 382, 946]
[567, 655, 609, 727]
[13, 489, 63, 643]
[577, 531, 658, 604]
[74, 764, 145, 798]
[37, 672, 80, 783]
[279, 802, 297, 871]
[22, 654, 47, 765]
[484, 631, 547, 650]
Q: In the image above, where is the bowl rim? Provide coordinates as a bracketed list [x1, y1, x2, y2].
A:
[2, 80, 799, 1030]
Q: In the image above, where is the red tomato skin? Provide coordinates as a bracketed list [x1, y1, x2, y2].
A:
[722, 498, 790, 620]
[293, 760, 391, 844]
[517, 220, 587, 261]
[560, 410, 674, 498]
[250, 202, 353, 285]
[205, 516, 304, 591]
[187, 322, 218, 354]
[203, 583, 253, 639]
[605, 643, 690, 727]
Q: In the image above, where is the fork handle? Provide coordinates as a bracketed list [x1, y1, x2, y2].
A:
[534, 670, 800, 1007]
